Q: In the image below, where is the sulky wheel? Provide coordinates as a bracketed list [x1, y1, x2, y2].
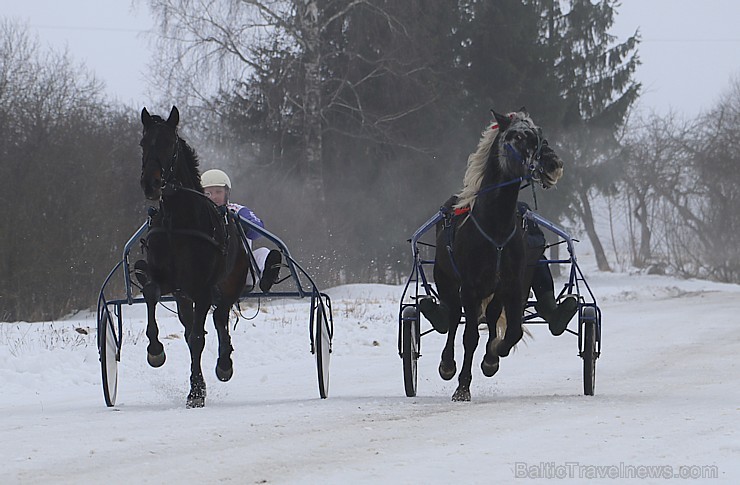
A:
[313, 302, 331, 399]
[401, 306, 421, 397]
[98, 312, 120, 407]
[581, 306, 598, 396]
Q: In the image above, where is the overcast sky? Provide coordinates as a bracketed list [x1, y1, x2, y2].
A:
[3, 0, 740, 116]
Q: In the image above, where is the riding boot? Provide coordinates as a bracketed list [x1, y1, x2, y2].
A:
[536, 294, 578, 336]
[534, 294, 556, 319]
[259, 250, 282, 293]
[418, 297, 450, 334]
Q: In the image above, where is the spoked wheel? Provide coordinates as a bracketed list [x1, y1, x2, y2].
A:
[401, 306, 421, 397]
[98, 306, 120, 407]
[312, 297, 331, 399]
[581, 306, 598, 396]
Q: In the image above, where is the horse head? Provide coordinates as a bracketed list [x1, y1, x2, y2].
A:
[492, 109, 564, 189]
[140, 106, 181, 201]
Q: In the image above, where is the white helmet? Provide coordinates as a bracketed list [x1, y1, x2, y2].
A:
[201, 169, 231, 189]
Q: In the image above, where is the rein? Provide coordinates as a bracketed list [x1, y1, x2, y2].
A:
[476, 174, 531, 197]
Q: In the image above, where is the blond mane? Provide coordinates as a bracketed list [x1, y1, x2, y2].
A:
[454, 122, 500, 210]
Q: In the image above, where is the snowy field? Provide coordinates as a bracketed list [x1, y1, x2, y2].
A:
[1, 257, 738, 484]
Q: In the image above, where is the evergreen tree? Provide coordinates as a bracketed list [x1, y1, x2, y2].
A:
[539, 0, 640, 271]
[200, 1, 465, 283]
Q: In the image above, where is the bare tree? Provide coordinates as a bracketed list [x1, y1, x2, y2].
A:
[686, 77, 740, 281]
[618, 76, 740, 283]
[621, 112, 695, 268]
[0, 20, 142, 321]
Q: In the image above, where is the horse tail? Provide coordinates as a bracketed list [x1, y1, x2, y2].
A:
[481, 295, 532, 353]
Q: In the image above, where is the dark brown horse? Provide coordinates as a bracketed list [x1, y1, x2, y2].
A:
[429, 110, 564, 401]
[137, 106, 249, 408]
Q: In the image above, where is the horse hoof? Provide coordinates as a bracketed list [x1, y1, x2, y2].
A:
[216, 364, 233, 382]
[481, 355, 500, 377]
[147, 350, 166, 368]
[186, 396, 205, 408]
[439, 360, 456, 381]
[452, 386, 471, 402]
[186, 386, 206, 408]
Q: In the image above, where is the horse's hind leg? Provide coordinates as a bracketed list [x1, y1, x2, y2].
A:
[212, 303, 234, 382]
[496, 292, 525, 358]
[142, 282, 166, 367]
[175, 295, 194, 341]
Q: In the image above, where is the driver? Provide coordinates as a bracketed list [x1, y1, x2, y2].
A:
[201, 169, 281, 293]
[518, 201, 577, 335]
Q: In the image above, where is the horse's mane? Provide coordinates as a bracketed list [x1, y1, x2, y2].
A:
[454, 111, 533, 210]
[177, 138, 204, 192]
[454, 122, 501, 210]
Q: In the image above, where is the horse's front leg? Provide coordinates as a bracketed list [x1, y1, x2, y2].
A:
[183, 294, 210, 408]
[482, 297, 504, 377]
[452, 297, 480, 402]
[142, 282, 166, 367]
[212, 303, 234, 382]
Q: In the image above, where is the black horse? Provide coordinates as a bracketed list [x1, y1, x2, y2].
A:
[426, 109, 564, 401]
[137, 106, 250, 408]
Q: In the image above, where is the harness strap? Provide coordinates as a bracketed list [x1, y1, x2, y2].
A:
[453, 206, 470, 216]
[158, 183, 230, 255]
[440, 210, 464, 279]
[469, 214, 517, 249]
[147, 227, 223, 249]
[468, 213, 517, 286]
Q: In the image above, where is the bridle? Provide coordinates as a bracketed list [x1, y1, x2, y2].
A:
[476, 123, 547, 197]
[160, 139, 180, 189]
[503, 122, 547, 184]
[141, 121, 181, 195]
